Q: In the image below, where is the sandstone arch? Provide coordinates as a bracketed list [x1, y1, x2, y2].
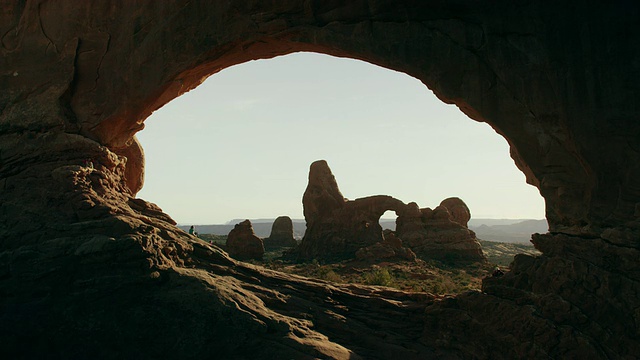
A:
[1, 1, 639, 358]
[299, 160, 409, 260]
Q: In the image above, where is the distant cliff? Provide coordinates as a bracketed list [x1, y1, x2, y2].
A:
[181, 218, 548, 244]
[470, 219, 548, 244]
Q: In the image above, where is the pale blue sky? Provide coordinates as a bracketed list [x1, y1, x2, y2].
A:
[136, 52, 545, 224]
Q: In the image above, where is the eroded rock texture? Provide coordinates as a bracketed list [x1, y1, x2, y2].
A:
[440, 197, 471, 228]
[1, 1, 639, 359]
[264, 215, 297, 249]
[396, 200, 486, 263]
[226, 219, 265, 261]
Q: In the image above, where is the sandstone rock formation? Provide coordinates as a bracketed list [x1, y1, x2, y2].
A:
[263, 216, 297, 249]
[1, 1, 639, 359]
[226, 220, 265, 260]
[299, 160, 406, 260]
[396, 201, 486, 263]
[439, 197, 471, 228]
[355, 229, 417, 262]
[299, 161, 483, 263]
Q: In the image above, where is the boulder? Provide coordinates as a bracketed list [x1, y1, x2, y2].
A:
[264, 216, 297, 249]
[226, 220, 265, 260]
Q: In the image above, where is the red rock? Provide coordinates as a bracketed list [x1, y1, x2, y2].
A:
[396, 201, 486, 263]
[225, 220, 265, 260]
[299, 160, 406, 260]
[299, 161, 482, 263]
[439, 197, 471, 227]
[355, 230, 417, 262]
[264, 216, 297, 249]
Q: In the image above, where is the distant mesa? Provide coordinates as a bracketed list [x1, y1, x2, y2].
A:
[470, 219, 548, 244]
[263, 216, 297, 249]
[298, 160, 486, 263]
[225, 219, 265, 260]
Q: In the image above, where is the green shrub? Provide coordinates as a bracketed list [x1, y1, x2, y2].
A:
[431, 282, 443, 294]
[317, 268, 342, 283]
[364, 267, 394, 286]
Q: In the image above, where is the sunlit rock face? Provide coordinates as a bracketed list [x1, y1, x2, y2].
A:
[1, 1, 639, 359]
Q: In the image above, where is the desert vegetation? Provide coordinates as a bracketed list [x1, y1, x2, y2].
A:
[200, 234, 539, 296]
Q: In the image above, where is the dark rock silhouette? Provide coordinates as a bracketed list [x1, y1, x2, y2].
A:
[299, 160, 484, 263]
[226, 220, 265, 260]
[299, 160, 407, 260]
[355, 229, 417, 262]
[263, 216, 297, 249]
[1, 2, 639, 359]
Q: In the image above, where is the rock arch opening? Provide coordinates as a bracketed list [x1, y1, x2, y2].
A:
[137, 52, 545, 233]
[381, 210, 397, 231]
